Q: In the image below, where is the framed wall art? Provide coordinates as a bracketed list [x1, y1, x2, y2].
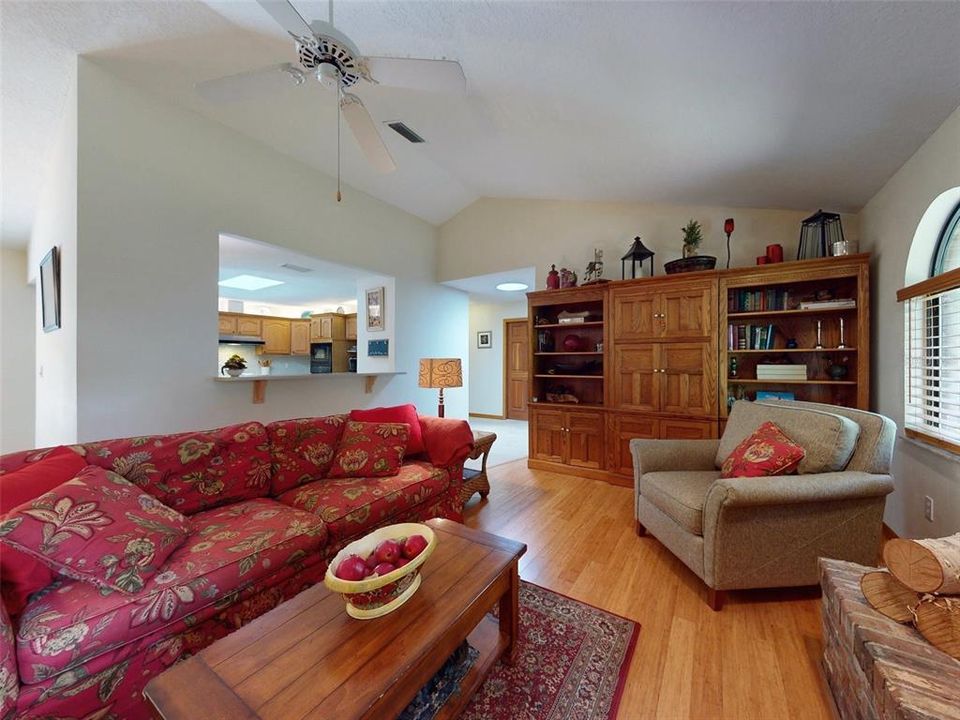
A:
[39, 247, 61, 333]
[366, 286, 385, 332]
[477, 330, 492, 349]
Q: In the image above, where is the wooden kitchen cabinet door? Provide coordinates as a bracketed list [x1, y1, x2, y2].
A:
[345, 314, 357, 340]
[612, 344, 659, 412]
[566, 410, 604, 470]
[530, 409, 565, 463]
[261, 318, 292, 355]
[236, 316, 262, 337]
[660, 283, 714, 340]
[660, 342, 714, 416]
[607, 413, 658, 476]
[218, 314, 237, 335]
[290, 320, 311, 356]
[612, 289, 660, 341]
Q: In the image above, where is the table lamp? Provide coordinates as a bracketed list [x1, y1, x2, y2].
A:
[418, 358, 462, 418]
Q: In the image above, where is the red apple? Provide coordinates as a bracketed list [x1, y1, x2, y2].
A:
[395, 557, 410, 569]
[364, 552, 378, 570]
[374, 539, 402, 565]
[374, 562, 396, 576]
[335, 555, 368, 581]
[403, 534, 428, 560]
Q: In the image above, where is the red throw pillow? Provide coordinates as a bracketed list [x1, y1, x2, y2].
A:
[328, 421, 409, 478]
[0, 446, 88, 615]
[349, 404, 425, 455]
[721, 422, 806, 478]
[0, 466, 192, 595]
[267, 415, 348, 495]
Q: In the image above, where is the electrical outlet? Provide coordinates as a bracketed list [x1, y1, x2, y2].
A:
[924, 495, 934, 522]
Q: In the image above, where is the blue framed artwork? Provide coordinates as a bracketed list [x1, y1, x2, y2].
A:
[368, 339, 389, 357]
[756, 391, 795, 401]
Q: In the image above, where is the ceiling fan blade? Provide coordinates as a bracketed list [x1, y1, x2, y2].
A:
[256, 0, 313, 38]
[340, 93, 396, 174]
[196, 64, 304, 103]
[364, 57, 466, 95]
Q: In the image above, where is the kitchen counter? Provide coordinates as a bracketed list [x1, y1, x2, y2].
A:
[214, 371, 405, 403]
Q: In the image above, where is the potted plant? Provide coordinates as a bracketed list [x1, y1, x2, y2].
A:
[221, 354, 247, 377]
[682, 219, 704, 258]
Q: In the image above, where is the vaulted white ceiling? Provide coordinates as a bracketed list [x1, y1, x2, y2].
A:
[3, 1, 960, 248]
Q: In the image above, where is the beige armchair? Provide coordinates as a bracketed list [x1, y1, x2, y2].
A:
[632, 400, 895, 610]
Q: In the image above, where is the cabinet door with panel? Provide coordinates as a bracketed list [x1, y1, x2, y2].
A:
[660, 284, 714, 339]
[612, 345, 658, 412]
[236, 316, 262, 337]
[530, 409, 565, 463]
[566, 410, 604, 469]
[612, 289, 659, 341]
[290, 320, 311, 355]
[345, 314, 357, 340]
[659, 342, 715, 416]
[607, 413, 658, 476]
[660, 418, 717, 440]
[261, 318, 292, 355]
[218, 314, 237, 335]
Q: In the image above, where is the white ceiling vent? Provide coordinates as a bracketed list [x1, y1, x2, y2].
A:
[280, 263, 313, 273]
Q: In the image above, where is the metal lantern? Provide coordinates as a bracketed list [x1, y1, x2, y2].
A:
[621, 237, 655, 279]
[797, 209, 845, 260]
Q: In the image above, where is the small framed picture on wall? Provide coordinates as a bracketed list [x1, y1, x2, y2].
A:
[39, 247, 61, 333]
[366, 286, 385, 332]
[477, 330, 492, 349]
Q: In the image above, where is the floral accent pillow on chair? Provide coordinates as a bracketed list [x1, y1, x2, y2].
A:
[721, 421, 806, 478]
[328, 421, 409, 478]
[0, 465, 192, 594]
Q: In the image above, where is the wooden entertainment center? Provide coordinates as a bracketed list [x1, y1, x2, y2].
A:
[526, 254, 870, 486]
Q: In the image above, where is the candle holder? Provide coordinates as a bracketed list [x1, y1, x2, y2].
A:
[837, 317, 847, 349]
[815, 320, 824, 349]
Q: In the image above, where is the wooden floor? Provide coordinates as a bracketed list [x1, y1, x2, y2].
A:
[463, 460, 837, 720]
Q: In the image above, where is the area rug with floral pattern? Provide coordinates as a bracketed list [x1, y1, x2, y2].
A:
[402, 580, 639, 720]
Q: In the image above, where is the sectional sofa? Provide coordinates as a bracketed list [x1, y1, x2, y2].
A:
[0, 411, 474, 720]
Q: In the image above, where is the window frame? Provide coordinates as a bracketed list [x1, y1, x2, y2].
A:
[930, 201, 960, 276]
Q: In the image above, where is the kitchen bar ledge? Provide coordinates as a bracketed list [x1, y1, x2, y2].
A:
[215, 372, 405, 404]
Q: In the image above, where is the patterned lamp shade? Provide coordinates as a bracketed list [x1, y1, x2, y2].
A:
[418, 358, 463, 389]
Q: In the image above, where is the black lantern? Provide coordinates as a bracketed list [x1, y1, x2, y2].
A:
[797, 209, 845, 260]
[621, 237, 655, 279]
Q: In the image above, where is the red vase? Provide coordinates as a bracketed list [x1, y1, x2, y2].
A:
[757, 256, 769, 265]
[547, 264, 560, 289]
[766, 244, 784, 263]
[562, 334, 582, 351]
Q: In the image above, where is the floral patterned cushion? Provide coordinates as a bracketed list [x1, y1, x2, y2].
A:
[82, 422, 272, 515]
[0, 601, 16, 720]
[13, 498, 326, 686]
[720, 421, 806, 478]
[328, 421, 409, 479]
[278, 460, 449, 546]
[267, 415, 347, 495]
[0, 466, 192, 596]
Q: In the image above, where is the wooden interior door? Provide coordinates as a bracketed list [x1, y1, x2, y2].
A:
[660, 284, 714, 339]
[612, 289, 660, 341]
[566, 410, 604, 469]
[660, 342, 714, 416]
[504, 318, 529, 420]
[530, 409, 564, 463]
[612, 344, 659, 412]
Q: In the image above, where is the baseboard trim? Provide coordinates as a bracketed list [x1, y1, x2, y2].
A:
[469, 413, 505, 420]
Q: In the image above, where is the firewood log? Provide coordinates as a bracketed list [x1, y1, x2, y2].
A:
[914, 595, 960, 661]
[860, 571, 920, 623]
[883, 534, 960, 594]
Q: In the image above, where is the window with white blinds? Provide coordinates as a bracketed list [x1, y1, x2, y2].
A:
[903, 278, 960, 453]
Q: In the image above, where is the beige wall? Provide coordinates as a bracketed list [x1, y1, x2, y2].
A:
[468, 299, 527, 417]
[859, 104, 960, 537]
[0, 249, 36, 452]
[439, 197, 859, 285]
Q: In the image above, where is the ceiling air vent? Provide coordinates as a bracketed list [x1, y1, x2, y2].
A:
[280, 263, 313, 273]
[386, 121, 425, 144]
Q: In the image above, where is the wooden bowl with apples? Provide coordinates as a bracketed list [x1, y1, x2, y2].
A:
[323, 522, 436, 619]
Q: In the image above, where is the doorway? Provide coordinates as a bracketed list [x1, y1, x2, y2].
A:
[503, 318, 529, 420]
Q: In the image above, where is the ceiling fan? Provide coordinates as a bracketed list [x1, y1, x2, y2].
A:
[197, 0, 466, 198]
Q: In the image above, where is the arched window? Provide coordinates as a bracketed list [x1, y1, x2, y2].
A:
[901, 193, 960, 455]
[931, 202, 960, 276]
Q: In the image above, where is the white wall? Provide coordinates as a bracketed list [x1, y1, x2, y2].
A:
[468, 298, 527, 417]
[27, 67, 78, 447]
[66, 59, 467, 443]
[439, 198, 860, 285]
[0, 249, 36, 452]
[859, 104, 960, 538]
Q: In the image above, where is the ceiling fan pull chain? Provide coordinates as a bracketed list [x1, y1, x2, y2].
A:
[336, 81, 342, 202]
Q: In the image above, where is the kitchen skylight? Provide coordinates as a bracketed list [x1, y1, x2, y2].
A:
[218, 274, 285, 291]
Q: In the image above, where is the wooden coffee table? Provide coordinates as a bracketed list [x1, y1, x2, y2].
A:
[144, 519, 526, 720]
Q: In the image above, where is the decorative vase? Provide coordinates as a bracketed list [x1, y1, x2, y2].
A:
[221, 366, 244, 377]
[827, 363, 848, 380]
[562, 334, 582, 352]
[546, 264, 560, 289]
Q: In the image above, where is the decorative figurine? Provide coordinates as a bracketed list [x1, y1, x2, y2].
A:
[559, 267, 578, 288]
[537, 330, 555, 353]
[546, 264, 560, 289]
[583, 249, 606, 284]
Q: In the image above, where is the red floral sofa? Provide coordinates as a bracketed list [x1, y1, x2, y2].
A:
[0, 412, 473, 720]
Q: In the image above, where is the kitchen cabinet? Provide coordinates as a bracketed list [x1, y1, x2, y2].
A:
[611, 279, 715, 342]
[529, 407, 604, 470]
[290, 320, 311, 356]
[345, 313, 357, 340]
[219, 313, 237, 335]
[261, 318, 291, 355]
[310, 313, 347, 342]
[236, 316, 262, 337]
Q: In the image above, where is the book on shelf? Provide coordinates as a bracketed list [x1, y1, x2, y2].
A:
[756, 364, 807, 380]
[729, 323, 776, 350]
[798, 299, 856, 310]
[729, 288, 790, 312]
